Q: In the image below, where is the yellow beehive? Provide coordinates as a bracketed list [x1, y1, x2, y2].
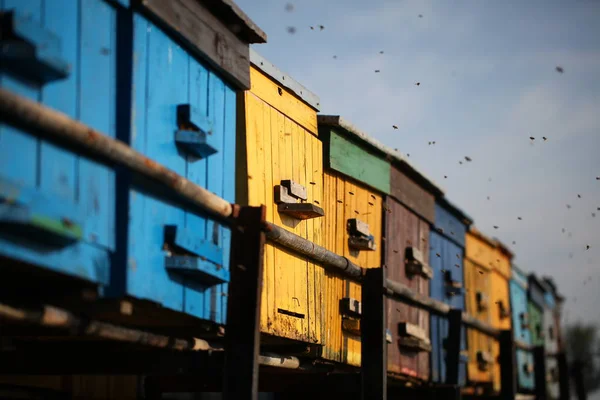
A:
[489, 241, 513, 392]
[465, 227, 496, 391]
[237, 50, 324, 344]
[318, 116, 388, 366]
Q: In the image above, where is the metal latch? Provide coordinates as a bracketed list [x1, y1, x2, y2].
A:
[444, 270, 463, 296]
[0, 10, 70, 84]
[347, 218, 376, 251]
[548, 367, 559, 382]
[175, 104, 218, 158]
[477, 351, 493, 371]
[523, 362, 534, 375]
[340, 297, 361, 317]
[405, 247, 433, 279]
[397, 322, 432, 352]
[274, 180, 324, 220]
[476, 291, 489, 312]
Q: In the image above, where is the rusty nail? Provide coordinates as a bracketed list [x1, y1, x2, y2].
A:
[237, 264, 246, 271]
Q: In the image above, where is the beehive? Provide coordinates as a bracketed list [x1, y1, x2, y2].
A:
[0, 0, 265, 327]
[489, 241, 513, 392]
[543, 282, 560, 399]
[465, 228, 496, 390]
[237, 50, 324, 344]
[317, 115, 387, 366]
[385, 156, 441, 381]
[429, 197, 472, 384]
[510, 265, 535, 391]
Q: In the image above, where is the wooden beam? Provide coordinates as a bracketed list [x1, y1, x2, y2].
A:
[264, 222, 364, 281]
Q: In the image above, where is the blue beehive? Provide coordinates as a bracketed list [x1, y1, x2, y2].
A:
[0, 0, 266, 325]
[0, 0, 120, 287]
[429, 197, 473, 384]
[510, 266, 535, 391]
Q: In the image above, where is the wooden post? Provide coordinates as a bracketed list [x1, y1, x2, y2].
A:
[361, 267, 387, 400]
[557, 352, 571, 400]
[534, 345, 548, 400]
[223, 206, 266, 400]
[572, 360, 586, 400]
[499, 330, 516, 399]
[445, 309, 463, 385]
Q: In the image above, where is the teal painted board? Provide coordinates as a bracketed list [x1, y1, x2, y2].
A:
[322, 128, 391, 194]
[510, 275, 534, 390]
[0, 0, 117, 285]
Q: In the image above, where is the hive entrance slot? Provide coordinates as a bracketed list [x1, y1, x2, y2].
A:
[277, 308, 305, 319]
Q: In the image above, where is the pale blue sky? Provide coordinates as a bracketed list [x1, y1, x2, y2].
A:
[236, 0, 600, 327]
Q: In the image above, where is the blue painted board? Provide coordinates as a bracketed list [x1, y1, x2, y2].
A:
[0, 0, 117, 285]
[433, 202, 468, 249]
[119, 14, 234, 323]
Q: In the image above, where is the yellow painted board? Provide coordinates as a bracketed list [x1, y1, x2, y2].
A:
[241, 66, 323, 344]
[321, 171, 383, 366]
[493, 247, 512, 280]
[249, 67, 318, 134]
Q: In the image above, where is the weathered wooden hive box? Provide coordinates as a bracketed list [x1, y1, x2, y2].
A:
[0, 0, 265, 328]
[489, 241, 513, 392]
[510, 265, 535, 392]
[429, 197, 472, 385]
[528, 274, 546, 348]
[237, 49, 324, 345]
[464, 228, 496, 391]
[317, 115, 387, 366]
[542, 281, 560, 399]
[385, 153, 441, 381]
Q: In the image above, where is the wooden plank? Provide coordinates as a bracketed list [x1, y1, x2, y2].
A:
[325, 129, 391, 194]
[390, 166, 435, 224]
[137, 0, 252, 89]
[305, 129, 317, 343]
[197, 0, 267, 43]
[249, 67, 318, 135]
[290, 118, 307, 339]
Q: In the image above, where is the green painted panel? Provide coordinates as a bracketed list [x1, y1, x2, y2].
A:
[326, 129, 391, 194]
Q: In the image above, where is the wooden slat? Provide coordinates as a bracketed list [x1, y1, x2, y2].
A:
[390, 166, 435, 224]
[137, 0, 252, 89]
[324, 129, 391, 195]
[249, 67, 318, 134]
